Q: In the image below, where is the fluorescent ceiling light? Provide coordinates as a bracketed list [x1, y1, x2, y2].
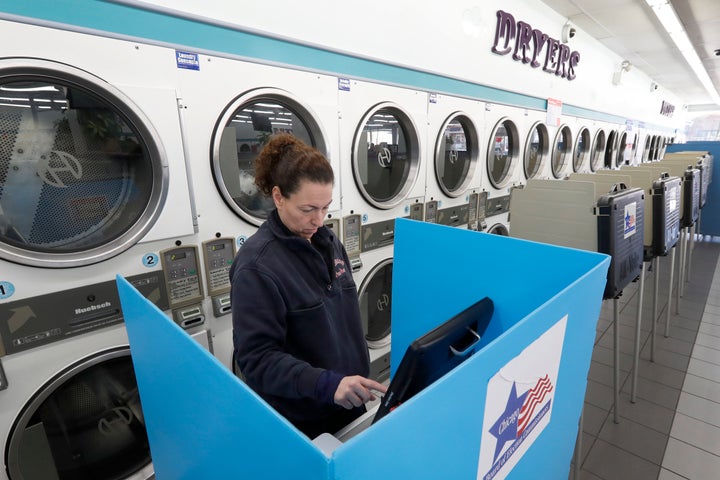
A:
[645, 0, 720, 105]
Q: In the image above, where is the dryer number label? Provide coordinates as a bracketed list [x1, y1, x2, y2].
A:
[143, 253, 159, 267]
[0, 281, 14, 299]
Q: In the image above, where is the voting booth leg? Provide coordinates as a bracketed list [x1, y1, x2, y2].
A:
[631, 261, 646, 404]
[676, 235, 684, 309]
[687, 224, 695, 283]
[613, 297, 620, 424]
[666, 247, 676, 338]
[651, 256, 659, 363]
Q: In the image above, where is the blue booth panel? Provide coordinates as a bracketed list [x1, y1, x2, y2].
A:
[116, 218, 609, 479]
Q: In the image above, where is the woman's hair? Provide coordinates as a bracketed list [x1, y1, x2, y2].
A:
[254, 134, 334, 197]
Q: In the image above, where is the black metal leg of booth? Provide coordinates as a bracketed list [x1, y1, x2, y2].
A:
[666, 247, 676, 338]
[677, 230, 685, 308]
[613, 297, 620, 424]
[631, 261, 646, 404]
[687, 223, 695, 283]
[651, 256, 659, 363]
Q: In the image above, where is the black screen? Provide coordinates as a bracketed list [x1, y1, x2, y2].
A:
[372, 296, 494, 424]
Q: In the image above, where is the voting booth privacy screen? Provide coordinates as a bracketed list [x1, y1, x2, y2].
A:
[116, 218, 609, 480]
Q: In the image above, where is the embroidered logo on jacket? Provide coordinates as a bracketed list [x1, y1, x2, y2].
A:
[334, 258, 347, 278]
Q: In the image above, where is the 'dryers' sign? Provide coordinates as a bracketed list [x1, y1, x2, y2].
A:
[491, 10, 580, 81]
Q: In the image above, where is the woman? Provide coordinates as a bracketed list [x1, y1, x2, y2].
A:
[230, 134, 386, 439]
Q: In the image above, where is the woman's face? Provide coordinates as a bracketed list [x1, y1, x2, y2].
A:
[273, 180, 333, 240]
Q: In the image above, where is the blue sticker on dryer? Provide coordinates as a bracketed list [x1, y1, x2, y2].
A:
[0, 281, 15, 300]
[176, 51, 200, 70]
[143, 253, 160, 267]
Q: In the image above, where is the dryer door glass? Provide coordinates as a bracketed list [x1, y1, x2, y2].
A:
[0, 79, 160, 263]
[358, 259, 392, 348]
[551, 125, 572, 178]
[642, 135, 652, 162]
[354, 106, 419, 208]
[435, 115, 476, 196]
[604, 130, 618, 168]
[6, 350, 152, 480]
[524, 123, 548, 179]
[213, 95, 325, 226]
[589, 130, 606, 172]
[487, 119, 517, 188]
[616, 132, 628, 167]
[573, 127, 590, 173]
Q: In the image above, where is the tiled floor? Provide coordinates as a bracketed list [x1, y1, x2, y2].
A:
[570, 234, 720, 480]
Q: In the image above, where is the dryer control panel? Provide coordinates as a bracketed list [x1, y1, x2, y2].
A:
[202, 238, 235, 297]
[162, 246, 204, 307]
[202, 238, 236, 317]
[342, 214, 362, 272]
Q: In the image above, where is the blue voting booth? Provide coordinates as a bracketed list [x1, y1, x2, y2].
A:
[116, 218, 609, 479]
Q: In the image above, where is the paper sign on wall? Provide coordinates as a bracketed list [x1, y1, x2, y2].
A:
[477, 315, 567, 480]
[546, 98, 562, 127]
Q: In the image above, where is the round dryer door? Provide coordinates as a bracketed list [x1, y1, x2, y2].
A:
[487, 118, 519, 188]
[434, 114, 478, 197]
[589, 130, 606, 172]
[212, 89, 328, 226]
[604, 130, 618, 169]
[352, 104, 421, 208]
[488, 223, 509, 236]
[358, 258, 393, 349]
[524, 122, 549, 180]
[5, 347, 153, 480]
[551, 125, 572, 178]
[0, 59, 168, 268]
[573, 127, 590, 173]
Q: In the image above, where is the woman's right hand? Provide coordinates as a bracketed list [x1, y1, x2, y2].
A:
[334, 375, 388, 409]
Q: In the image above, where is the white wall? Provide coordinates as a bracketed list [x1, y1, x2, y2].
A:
[140, 0, 685, 130]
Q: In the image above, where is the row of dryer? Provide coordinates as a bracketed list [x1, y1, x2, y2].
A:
[0, 20, 676, 480]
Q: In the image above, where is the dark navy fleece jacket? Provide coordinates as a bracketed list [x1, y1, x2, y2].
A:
[230, 209, 370, 437]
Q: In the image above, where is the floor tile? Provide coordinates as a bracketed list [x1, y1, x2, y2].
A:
[686, 357, 720, 384]
[681, 373, 720, 404]
[581, 402, 609, 437]
[598, 416, 668, 464]
[641, 334, 694, 357]
[641, 347, 690, 372]
[693, 332, 720, 350]
[584, 380, 616, 412]
[617, 394, 676, 435]
[675, 392, 720, 428]
[662, 437, 720, 480]
[591, 345, 634, 373]
[704, 303, 720, 315]
[657, 468, 689, 480]
[698, 321, 720, 338]
[669, 412, 720, 456]
[621, 376, 681, 411]
[635, 358, 686, 390]
[690, 344, 720, 367]
[583, 439, 660, 480]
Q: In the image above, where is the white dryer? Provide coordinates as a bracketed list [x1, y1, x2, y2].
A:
[0, 21, 198, 480]
[424, 93, 483, 230]
[481, 103, 531, 234]
[175, 54, 342, 370]
[338, 80, 427, 383]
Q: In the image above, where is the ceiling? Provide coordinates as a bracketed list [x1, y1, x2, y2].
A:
[539, 0, 720, 111]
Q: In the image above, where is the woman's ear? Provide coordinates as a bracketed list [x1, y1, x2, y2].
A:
[271, 186, 283, 208]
